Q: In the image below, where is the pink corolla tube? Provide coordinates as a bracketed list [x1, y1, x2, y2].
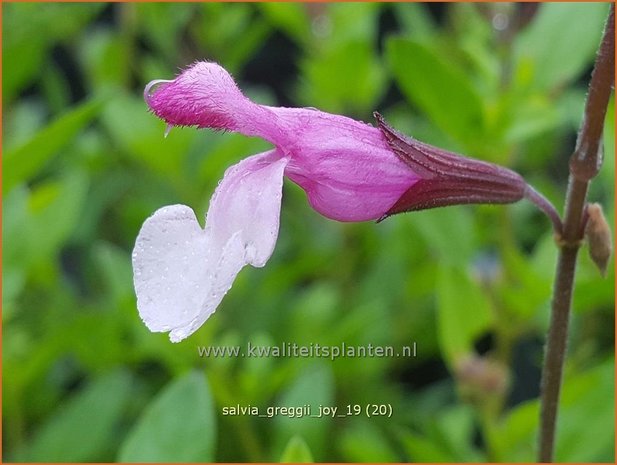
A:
[133, 61, 526, 342]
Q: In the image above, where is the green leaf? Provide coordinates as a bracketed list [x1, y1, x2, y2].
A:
[4, 100, 47, 151]
[386, 37, 484, 148]
[339, 420, 399, 462]
[392, 3, 436, 38]
[258, 3, 310, 45]
[101, 93, 195, 178]
[119, 371, 216, 462]
[515, 3, 609, 91]
[495, 360, 615, 462]
[26, 170, 89, 268]
[492, 400, 537, 462]
[16, 369, 133, 462]
[273, 364, 334, 460]
[3, 99, 103, 194]
[280, 435, 314, 463]
[500, 245, 551, 320]
[193, 4, 271, 74]
[399, 405, 481, 462]
[41, 61, 72, 114]
[399, 430, 455, 462]
[599, 95, 615, 194]
[79, 29, 130, 90]
[555, 359, 614, 462]
[3, 3, 104, 101]
[2, 186, 29, 268]
[505, 97, 562, 145]
[2, 187, 30, 309]
[136, 3, 197, 62]
[409, 208, 476, 266]
[91, 241, 134, 303]
[1, 169, 89, 284]
[327, 3, 381, 44]
[431, 405, 482, 461]
[436, 265, 493, 365]
[299, 41, 386, 115]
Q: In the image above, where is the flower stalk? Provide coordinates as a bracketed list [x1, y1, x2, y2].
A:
[538, 5, 614, 462]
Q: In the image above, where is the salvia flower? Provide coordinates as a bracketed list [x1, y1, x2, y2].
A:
[133, 61, 528, 342]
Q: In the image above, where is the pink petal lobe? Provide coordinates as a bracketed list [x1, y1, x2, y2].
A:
[206, 150, 289, 267]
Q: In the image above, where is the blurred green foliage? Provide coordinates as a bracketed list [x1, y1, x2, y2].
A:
[3, 3, 614, 463]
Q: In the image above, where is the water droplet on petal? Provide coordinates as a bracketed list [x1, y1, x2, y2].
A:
[144, 79, 173, 102]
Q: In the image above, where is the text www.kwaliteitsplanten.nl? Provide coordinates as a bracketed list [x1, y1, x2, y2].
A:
[197, 342, 417, 361]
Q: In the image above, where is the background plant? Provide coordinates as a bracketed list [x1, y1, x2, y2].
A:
[3, 3, 614, 462]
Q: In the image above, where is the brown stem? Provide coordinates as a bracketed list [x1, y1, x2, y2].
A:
[538, 5, 614, 463]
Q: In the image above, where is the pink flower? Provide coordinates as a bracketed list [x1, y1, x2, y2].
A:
[133, 61, 526, 342]
[144, 62, 420, 222]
